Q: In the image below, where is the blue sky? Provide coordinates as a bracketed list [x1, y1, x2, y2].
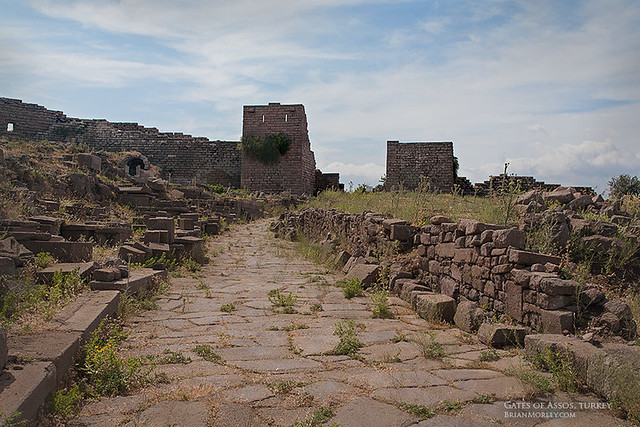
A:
[1, 0, 639, 194]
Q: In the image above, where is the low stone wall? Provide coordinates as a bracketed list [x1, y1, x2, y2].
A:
[273, 208, 635, 337]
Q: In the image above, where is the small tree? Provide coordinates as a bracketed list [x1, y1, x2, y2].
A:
[608, 174, 640, 198]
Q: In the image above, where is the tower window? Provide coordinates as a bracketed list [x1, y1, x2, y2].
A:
[7, 123, 14, 132]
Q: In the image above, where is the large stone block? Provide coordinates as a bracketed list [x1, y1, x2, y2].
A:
[505, 281, 523, 322]
[21, 240, 92, 263]
[440, 276, 459, 298]
[492, 228, 526, 249]
[346, 263, 380, 288]
[478, 322, 527, 347]
[508, 248, 561, 266]
[540, 309, 574, 333]
[390, 224, 415, 242]
[414, 293, 456, 323]
[454, 301, 484, 332]
[435, 242, 455, 258]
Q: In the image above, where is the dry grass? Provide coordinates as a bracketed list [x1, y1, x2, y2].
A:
[305, 189, 520, 226]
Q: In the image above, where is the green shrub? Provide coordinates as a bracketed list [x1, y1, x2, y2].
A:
[194, 344, 224, 363]
[240, 133, 290, 164]
[79, 320, 150, 397]
[370, 288, 394, 319]
[332, 320, 363, 356]
[337, 277, 364, 299]
[35, 252, 55, 269]
[49, 385, 84, 421]
[608, 174, 640, 198]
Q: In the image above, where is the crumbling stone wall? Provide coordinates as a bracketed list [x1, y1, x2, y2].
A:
[0, 98, 241, 187]
[315, 170, 342, 194]
[241, 103, 316, 195]
[385, 141, 455, 192]
[273, 207, 625, 335]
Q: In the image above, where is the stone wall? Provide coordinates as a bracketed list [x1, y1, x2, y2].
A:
[315, 170, 342, 194]
[273, 208, 611, 335]
[385, 141, 455, 192]
[0, 97, 241, 187]
[1, 98, 338, 193]
[241, 103, 316, 195]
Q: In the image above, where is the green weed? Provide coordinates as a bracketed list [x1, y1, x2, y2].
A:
[336, 277, 364, 299]
[331, 320, 363, 356]
[194, 344, 223, 364]
[369, 287, 394, 319]
[396, 402, 434, 419]
[413, 331, 445, 359]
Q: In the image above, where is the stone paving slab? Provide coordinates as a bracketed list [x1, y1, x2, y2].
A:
[328, 397, 419, 426]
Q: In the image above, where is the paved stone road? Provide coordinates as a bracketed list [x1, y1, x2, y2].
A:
[70, 219, 630, 426]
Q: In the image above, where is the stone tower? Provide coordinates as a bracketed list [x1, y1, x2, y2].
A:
[241, 103, 316, 195]
[385, 141, 455, 192]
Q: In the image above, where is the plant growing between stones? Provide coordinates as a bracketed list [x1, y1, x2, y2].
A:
[337, 277, 364, 299]
[193, 344, 224, 364]
[220, 303, 235, 313]
[293, 406, 335, 427]
[369, 287, 394, 319]
[331, 320, 364, 356]
[478, 348, 501, 362]
[268, 288, 298, 313]
[396, 402, 434, 419]
[413, 331, 445, 359]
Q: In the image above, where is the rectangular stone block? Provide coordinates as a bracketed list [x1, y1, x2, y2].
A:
[540, 309, 574, 334]
[508, 248, 561, 266]
[435, 243, 455, 258]
[505, 281, 523, 322]
[414, 292, 456, 323]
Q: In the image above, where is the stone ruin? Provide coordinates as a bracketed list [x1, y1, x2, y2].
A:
[272, 185, 638, 342]
[0, 98, 341, 196]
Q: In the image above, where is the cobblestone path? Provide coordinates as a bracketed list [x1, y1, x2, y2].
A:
[70, 219, 629, 426]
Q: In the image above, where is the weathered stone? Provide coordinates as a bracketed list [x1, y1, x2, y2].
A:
[414, 293, 456, 323]
[515, 189, 538, 205]
[329, 397, 418, 427]
[93, 267, 121, 282]
[400, 281, 430, 302]
[505, 281, 523, 322]
[580, 286, 605, 306]
[346, 263, 380, 288]
[540, 309, 574, 333]
[435, 242, 455, 258]
[603, 300, 633, 321]
[537, 277, 578, 296]
[454, 301, 484, 333]
[119, 245, 147, 263]
[508, 248, 561, 266]
[390, 224, 415, 242]
[0, 236, 33, 266]
[568, 194, 593, 210]
[477, 322, 526, 347]
[21, 240, 92, 263]
[389, 271, 413, 291]
[430, 215, 451, 225]
[580, 235, 626, 254]
[382, 218, 407, 231]
[543, 186, 576, 204]
[73, 153, 101, 172]
[334, 250, 351, 267]
[0, 328, 7, 370]
[0, 256, 15, 276]
[439, 276, 459, 298]
[536, 293, 573, 310]
[492, 228, 525, 249]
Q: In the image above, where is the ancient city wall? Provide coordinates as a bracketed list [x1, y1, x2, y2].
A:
[385, 141, 455, 192]
[0, 97, 241, 187]
[276, 208, 584, 334]
[241, 103, 316, 195]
